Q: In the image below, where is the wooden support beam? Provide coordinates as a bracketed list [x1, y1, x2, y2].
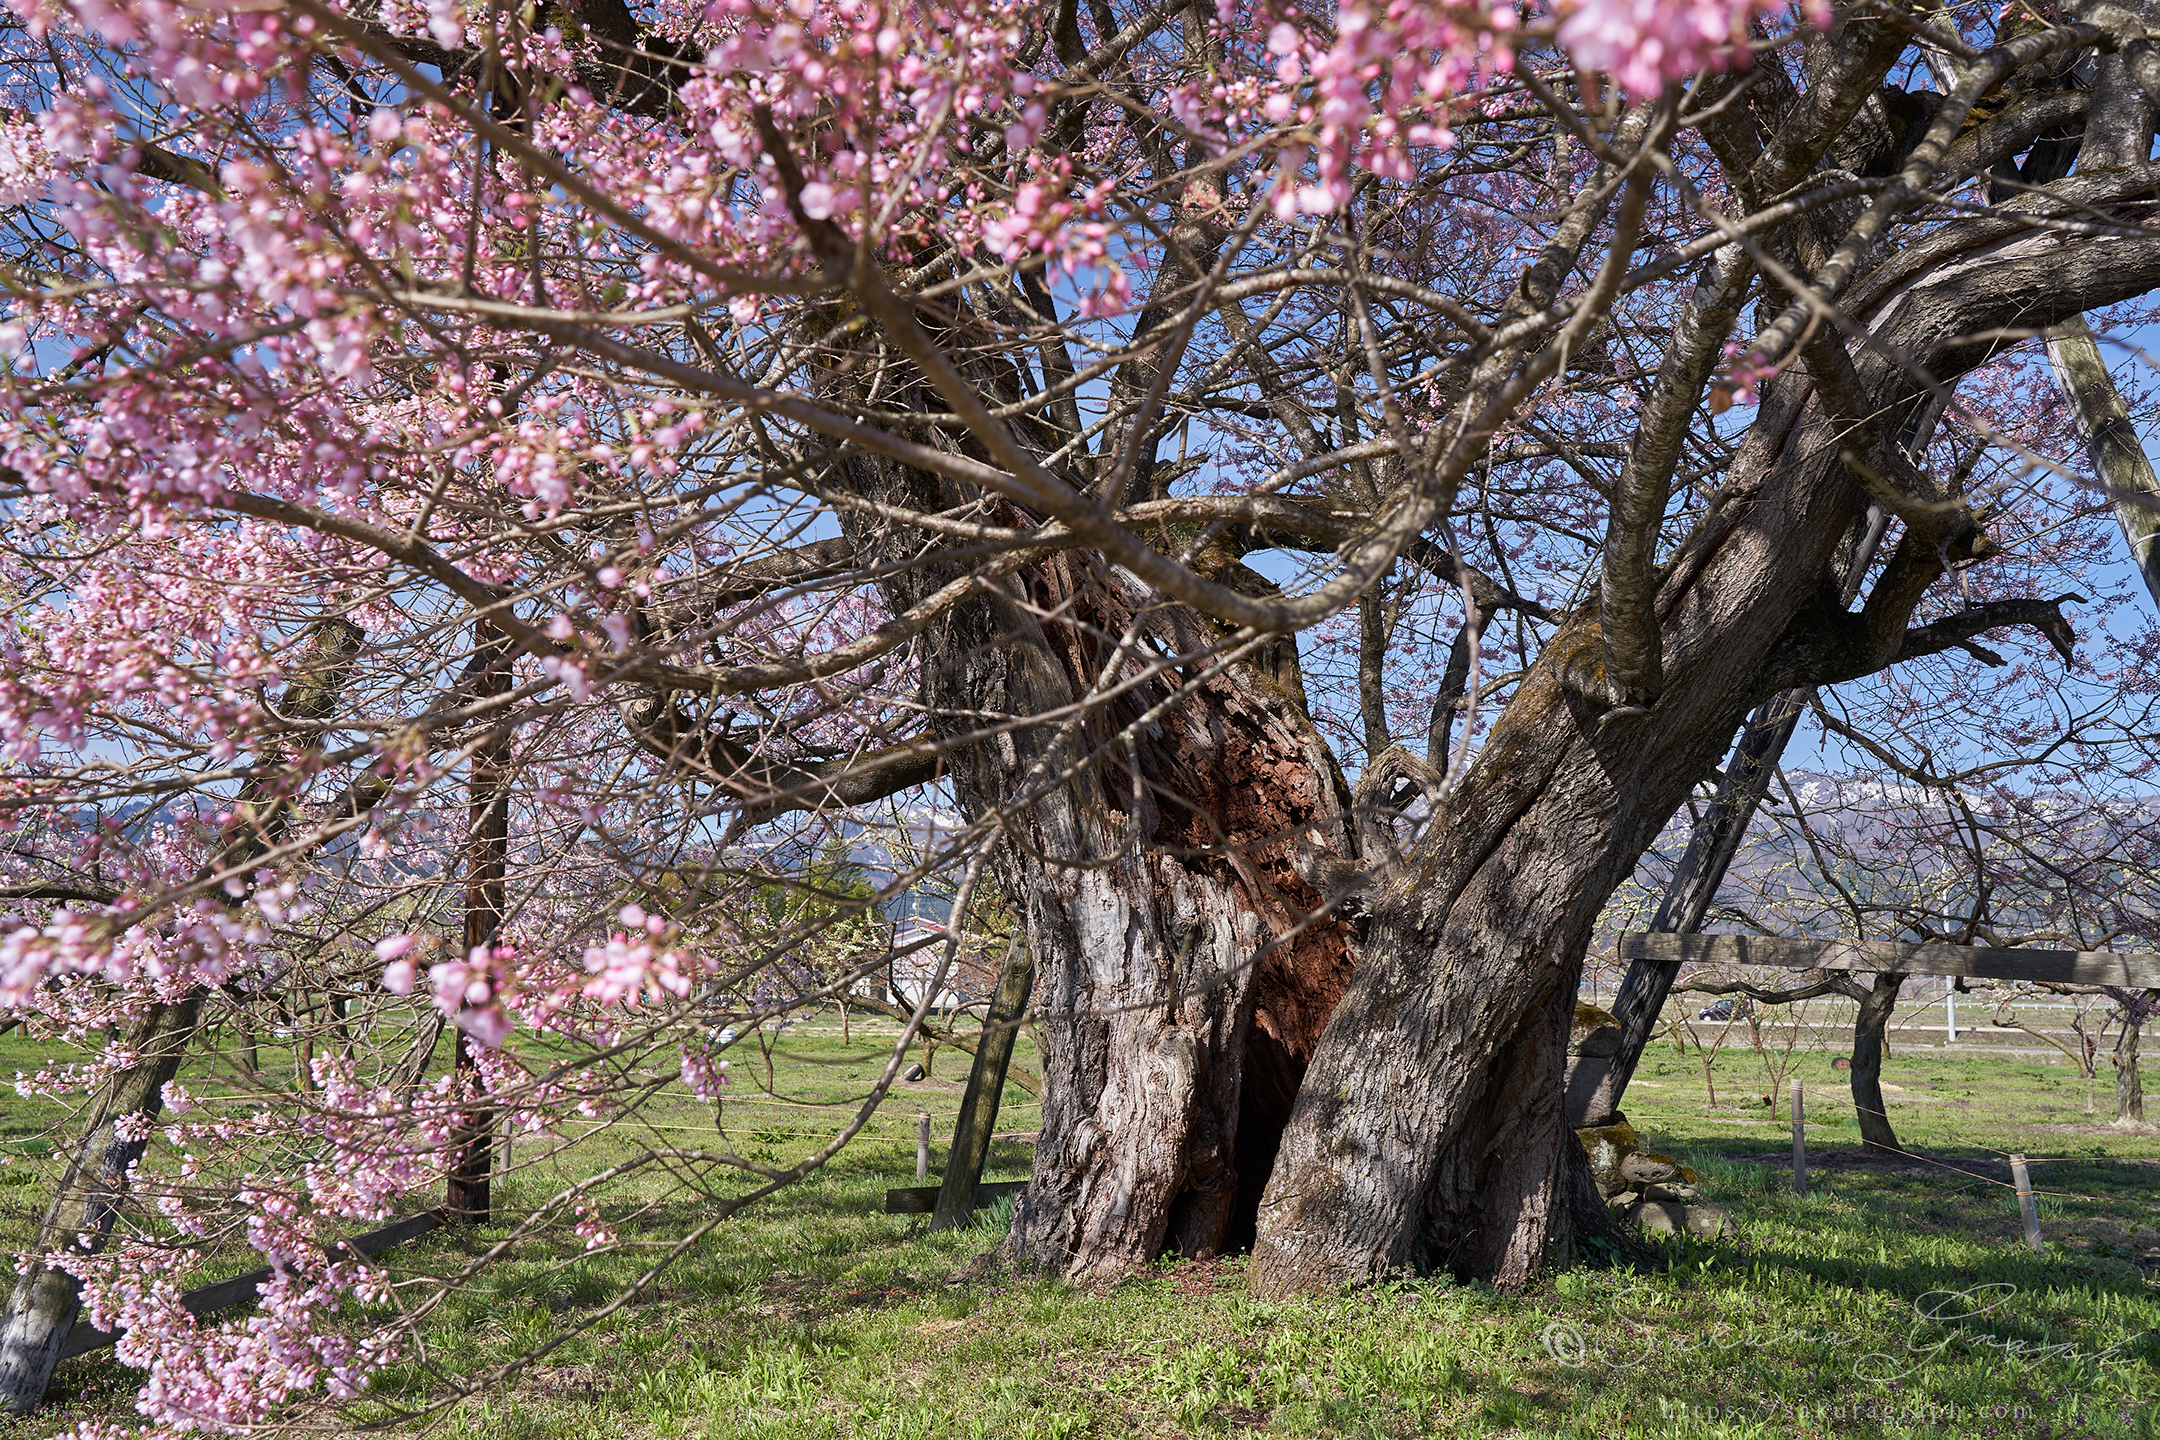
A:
[55, 1210, 446, 1364]
[884, 1180, 1024, 1216]
[1620, 933, 2160, 988]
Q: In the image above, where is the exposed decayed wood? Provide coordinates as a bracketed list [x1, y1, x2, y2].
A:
[830, 374, 1363, 1274]
[1619, 933, 2160, 987]
[54, 1211, 447, 1363]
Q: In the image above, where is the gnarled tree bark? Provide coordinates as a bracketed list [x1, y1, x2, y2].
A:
[1250, 185, 2160, 1294]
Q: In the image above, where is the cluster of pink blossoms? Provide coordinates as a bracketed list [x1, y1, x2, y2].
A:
[582, 905, 714, 1006]
[1557, 0, 1820, 97]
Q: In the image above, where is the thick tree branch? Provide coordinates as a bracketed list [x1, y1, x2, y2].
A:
[620, 697, 942, 822]
[1889, 595, 2083, 668]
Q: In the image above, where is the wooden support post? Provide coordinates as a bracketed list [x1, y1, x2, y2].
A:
[931, 940, 1035, 1232]
[916, 1113, 930, 1183]
[1587, 691, 1813, 1129]
[886, 1180, 1025, 1215]
[55, 1210, 445, 1362]
[2011, 1154, 2043, 1252]
[1791, 1079, 1807, 1197]
[2048, 315, 2160, 609]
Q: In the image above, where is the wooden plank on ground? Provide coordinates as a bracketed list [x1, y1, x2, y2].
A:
[1621, 933, 2160, 988]
[56, 1210, 447, 1363]
[884, 1180, 1024, 1215]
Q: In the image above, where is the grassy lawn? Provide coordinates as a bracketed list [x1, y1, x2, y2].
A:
[5, 1021, 2158, 1438]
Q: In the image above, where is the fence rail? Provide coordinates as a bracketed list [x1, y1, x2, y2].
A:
[1619, 934, 2160, 987]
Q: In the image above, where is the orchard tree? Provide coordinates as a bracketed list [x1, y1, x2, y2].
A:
[3, 0, 2160, 1430]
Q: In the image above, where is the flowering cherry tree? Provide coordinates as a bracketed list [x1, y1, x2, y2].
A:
[1, 0, 2159, 1430]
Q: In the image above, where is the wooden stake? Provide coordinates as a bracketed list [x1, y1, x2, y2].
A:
[1791, 1078, 1807, 1197]
[916, 1112, 930, 1182]
[2011, 1154, 2042, 1252]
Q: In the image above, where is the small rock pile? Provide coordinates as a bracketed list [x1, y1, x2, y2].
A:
[1571, 1004, 1732, 1240]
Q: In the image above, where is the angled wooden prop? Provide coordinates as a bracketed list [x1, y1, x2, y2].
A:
[55, 1210, 447, 1363]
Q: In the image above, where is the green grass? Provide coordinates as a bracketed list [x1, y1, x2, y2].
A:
[8, 1022, 2160, 1438]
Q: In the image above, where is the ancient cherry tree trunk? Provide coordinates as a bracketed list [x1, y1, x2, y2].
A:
[1251, 192, 2160, 1297]
[811, 275, 1371, 1269]
[951, 557, 1360, 1273]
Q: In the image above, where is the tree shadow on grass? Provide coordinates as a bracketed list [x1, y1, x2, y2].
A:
[1661, 1144, 2160, 1368]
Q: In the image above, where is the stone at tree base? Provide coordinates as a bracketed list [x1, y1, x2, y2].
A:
[1620, 1151, 1699, 1187]
[1571, 1002, 1620, 1044]
[1582, 1119, 1716, 1243]
[1634, 1201, 1686, 1234]
[1682, 1203, 1732, 1239]
[1574, 1115, 1639, 1192]
[1629, 1200, 1732, 1239]
[1574, 1115, 1703, 1202]
[1576, 1025, 1622, 1058]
